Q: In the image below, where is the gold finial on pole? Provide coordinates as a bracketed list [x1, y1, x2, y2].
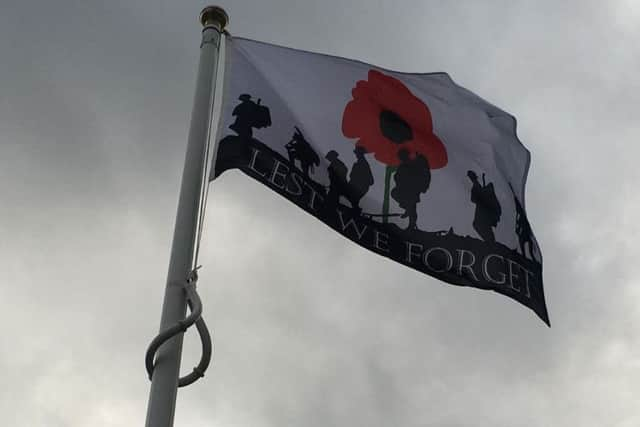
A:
[199, 6, 229, 30]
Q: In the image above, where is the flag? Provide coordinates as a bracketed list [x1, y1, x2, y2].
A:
[212, 37, 548, 325]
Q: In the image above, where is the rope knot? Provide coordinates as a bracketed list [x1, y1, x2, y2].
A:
[187, 265, 202, 284]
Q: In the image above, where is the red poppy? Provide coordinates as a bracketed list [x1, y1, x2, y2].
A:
[342, 70, 447, 169]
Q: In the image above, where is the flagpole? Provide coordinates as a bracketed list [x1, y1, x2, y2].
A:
[145, 6, 228, 427]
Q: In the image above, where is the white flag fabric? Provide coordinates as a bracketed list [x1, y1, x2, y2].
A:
[212, 37, 548, 325]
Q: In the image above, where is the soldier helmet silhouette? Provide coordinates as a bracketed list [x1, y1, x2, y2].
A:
[398, 149, 411, 163]
[325, 150, 339, 161]
[354, 145, 368, 155]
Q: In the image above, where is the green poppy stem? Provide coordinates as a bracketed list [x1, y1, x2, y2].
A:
[382, 165, 396, 223]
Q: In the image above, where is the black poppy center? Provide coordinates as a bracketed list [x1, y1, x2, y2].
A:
[379, 109, 413, 144]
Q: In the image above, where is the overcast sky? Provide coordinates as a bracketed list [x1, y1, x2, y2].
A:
[1, 1, 639, 426]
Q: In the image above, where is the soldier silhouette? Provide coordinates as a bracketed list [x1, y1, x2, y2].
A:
[285, 126, 320, 176]
[467, 170, 502, 242]
[325, 150, 349, 211]
[229, 94, 271, 139]
[347, 146, 374, 214]
[510, 184, 536, 260]
[391, 149, 431, 230]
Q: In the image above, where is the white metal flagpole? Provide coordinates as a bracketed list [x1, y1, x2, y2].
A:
[145, 6, 228, 427]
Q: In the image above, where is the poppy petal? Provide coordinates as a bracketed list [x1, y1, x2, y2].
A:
[342, 70, 448, 169]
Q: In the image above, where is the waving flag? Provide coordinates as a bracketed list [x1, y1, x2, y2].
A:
[212, 37, 548, 325]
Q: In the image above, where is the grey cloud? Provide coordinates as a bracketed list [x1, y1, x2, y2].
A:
[1, 0, 638, 426]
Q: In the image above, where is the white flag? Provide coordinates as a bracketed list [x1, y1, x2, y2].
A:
[213, 37, 548, 325]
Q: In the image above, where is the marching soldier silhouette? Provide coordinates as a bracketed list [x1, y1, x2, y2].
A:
[229, 94, 271, 139]
[325, 150, 349, 212]
[347, 146, 374, 214]
[391, 149, 431, 230]
[215, 94, 272, 178]
[467, 170, 502, 242]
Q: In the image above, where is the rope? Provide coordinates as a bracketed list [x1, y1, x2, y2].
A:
[193, 27, 226, 270]
[178, 316, 212, 387]
[145, 268, 213, 387]
[192, 74, 215, 270]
